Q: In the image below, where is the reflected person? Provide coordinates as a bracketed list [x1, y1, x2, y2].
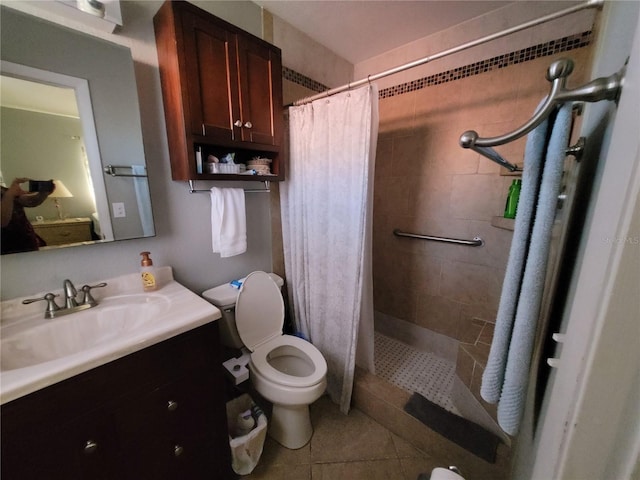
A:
[1, 178, 55, 254]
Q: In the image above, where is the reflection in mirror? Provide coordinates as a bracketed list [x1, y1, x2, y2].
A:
[1, 66, 114, 251]
[0, 6, 155, 255]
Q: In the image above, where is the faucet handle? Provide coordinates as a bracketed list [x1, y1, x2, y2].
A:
[22, 293, 61, 319]
[80, 282, 107, 306]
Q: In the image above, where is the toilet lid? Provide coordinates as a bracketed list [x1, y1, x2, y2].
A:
[235, 271, 284, 351]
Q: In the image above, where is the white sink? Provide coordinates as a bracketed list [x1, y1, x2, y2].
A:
[1, 294, 171, 371]
[0, 267, 221, 404]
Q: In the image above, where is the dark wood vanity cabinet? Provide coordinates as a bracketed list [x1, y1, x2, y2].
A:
[0, 322, 234, 480]
[154, 1, 283, 181]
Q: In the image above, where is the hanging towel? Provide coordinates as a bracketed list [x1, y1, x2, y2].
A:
[481, 101, 551, 405]
[131, 165, 154, 237]
[497, 103, 573, 435]
[210, 187, 247, 257]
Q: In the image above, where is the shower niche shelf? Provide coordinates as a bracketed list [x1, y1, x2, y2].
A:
[491, 216, 515, 231]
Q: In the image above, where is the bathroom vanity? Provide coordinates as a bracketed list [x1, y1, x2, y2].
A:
[0, 269, 234, 479]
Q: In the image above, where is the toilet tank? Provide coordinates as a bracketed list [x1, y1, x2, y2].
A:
[202, 273, 284, 349]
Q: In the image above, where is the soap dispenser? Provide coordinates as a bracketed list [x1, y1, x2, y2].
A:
[140, 251, 158, 291]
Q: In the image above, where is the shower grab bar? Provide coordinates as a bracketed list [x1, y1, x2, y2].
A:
[103, 165, 148, 178]
[460, 58, 625, 170]
[393, 229, 484, 247]
[187, 180, 270, 193]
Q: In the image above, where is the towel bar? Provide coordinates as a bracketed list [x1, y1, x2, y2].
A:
[103, 165, 148, 178]
[460, 58, 625, 170]
[187, 180, 270, 194]
[393, 229, 484, 247]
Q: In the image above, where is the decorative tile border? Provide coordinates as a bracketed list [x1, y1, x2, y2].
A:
[380, 30, 592, 99]
[282, 66, 329, 93]
[284, 30, 592, 100]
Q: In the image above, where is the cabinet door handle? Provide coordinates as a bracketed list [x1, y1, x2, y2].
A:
[84, 440, 99, 455]
[244, 121, 252, 128]
[233, 120, 243, 127]
[167, 400, 178, 412]
[174, 445, 184, 457]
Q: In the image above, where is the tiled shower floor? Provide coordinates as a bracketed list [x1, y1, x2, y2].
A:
[374, 332, 459, 414]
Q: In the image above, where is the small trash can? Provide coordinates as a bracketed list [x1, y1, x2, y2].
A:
[226, 394, 268, 475]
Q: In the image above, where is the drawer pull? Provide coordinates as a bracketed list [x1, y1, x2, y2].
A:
[244, 121, 252, 129]
[84, 440, 99, 454]
[167, 400, 178, 412]
[234, 120, 243, 127]
[174, 445, 184, 457]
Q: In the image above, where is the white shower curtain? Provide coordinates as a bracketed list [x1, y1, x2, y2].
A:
[281, 84, 379, 414]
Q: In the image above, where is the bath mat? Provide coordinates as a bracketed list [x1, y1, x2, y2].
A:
[404, 392, 500, 463]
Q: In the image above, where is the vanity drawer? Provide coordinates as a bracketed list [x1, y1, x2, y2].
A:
[115, 371, 218, 443]
[117, 436, 220, 480]
[2, 408, 118, 480]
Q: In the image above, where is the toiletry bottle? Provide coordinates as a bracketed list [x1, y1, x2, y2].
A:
[504, 179, 522, 219]
[140, 251, 158, 291]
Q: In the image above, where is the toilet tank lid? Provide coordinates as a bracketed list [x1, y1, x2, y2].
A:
[202, 272, 283, 308]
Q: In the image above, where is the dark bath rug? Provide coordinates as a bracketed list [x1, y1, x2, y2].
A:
[403, 392, 500, 463]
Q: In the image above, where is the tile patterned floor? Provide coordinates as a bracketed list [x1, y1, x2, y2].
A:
[240, 334, 510, 479]
[374, 333, 459, 414]
[242, 395, 441, 480]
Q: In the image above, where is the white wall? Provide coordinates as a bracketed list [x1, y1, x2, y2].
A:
[270, 12, 353, 88]
[0, 1, 272, 300]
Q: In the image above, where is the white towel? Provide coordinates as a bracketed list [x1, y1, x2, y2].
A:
[132, 165, 154, 237]
[210, 187, 246, 257]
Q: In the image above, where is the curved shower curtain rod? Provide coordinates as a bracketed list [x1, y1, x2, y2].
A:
[292, 0, 604, 107]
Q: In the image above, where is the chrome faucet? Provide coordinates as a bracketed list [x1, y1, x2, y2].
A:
[23, 281, 107, 319]
[63, 279, 79, 308]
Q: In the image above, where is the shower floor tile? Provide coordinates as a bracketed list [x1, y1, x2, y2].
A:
[374, 332, 459, 414]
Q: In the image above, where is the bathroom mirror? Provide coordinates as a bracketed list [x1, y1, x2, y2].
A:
[0, 6, 155, 255]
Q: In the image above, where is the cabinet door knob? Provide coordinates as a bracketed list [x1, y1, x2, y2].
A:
[244, 121, 252, 128]
[167, 400, 178, 412]
[84, 440, 99, 454]
[233, 120, 243, 127]
[174, 445, 184, 457]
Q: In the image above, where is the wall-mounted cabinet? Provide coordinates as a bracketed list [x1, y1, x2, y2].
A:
[154, 1, 283, 181]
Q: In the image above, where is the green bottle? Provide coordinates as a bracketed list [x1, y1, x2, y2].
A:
[504, 179, 522, 219]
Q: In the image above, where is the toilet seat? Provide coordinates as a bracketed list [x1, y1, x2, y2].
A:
[251, 335, 327, 388]
[236, 271, 327, 389]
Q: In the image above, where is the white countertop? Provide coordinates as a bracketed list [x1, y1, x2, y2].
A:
[0, 266, 221, 404]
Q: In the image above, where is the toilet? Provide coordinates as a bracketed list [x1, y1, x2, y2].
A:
[202, 271, 328, 449]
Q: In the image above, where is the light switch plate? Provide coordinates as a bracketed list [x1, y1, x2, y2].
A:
[112, 202, 126, 218]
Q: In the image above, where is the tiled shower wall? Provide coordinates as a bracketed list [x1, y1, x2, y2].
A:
[372, 45, 594, 419]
